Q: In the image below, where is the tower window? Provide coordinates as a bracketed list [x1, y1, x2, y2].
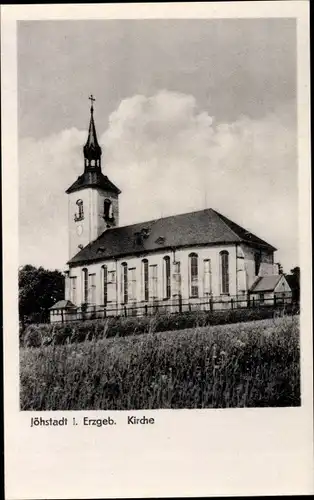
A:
[74, 199, 84, 221]
[254, 251, 262, 276]
[104, 199, 113, 221]
[189, 253, 199, 298]
[220, 251, 229, 295]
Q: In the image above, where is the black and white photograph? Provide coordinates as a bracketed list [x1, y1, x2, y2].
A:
[2, 2, 312, 499]
[18, 15, 301, 411]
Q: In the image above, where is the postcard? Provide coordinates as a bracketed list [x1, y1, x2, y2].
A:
[2, 2, 313, 498]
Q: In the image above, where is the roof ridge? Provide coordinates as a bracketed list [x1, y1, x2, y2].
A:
[211, 209, 242, 242]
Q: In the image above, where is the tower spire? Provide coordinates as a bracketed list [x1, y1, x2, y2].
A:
[83, 94, 102, 171]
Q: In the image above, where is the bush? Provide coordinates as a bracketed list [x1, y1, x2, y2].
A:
[20, 307, 282, 348]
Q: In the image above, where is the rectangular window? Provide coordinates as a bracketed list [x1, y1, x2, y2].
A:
[149, 265, 158, 300]
[89, 273, 96, 304]
[107, 270, 116, 303]
[128, 268, 136, 302]
[173, 261, 181, 297]
[70, 277, 77, 304]
[203, 259, 212, 296]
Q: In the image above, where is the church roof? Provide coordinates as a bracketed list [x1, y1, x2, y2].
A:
[68, 208, 276, 266]
[49, 300, 77, 310]
[66, 171, 121, 195]
[249, 275, 283, 293]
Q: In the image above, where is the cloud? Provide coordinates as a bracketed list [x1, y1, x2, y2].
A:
[19, 90, 298, 272]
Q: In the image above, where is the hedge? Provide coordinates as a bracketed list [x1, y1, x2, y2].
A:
[19, 307, 289, 348]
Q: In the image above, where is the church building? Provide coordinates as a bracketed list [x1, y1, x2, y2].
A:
[50, 98, 291, 322]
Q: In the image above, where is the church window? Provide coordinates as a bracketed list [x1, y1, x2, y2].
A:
[102, 265, 108, 306]
[142, 259, 149, 301]
[89, 273, 96, 304]
[173, 261, 181, 297]
[203, 259, 212, 296]
[82, 268, 88, 303]
[70, 277, 77, 304]
[104, 199, 113, 220]
[75, 199, 84, 221]
[220, 251, 229, 295]
[121, 262, 128, 304]
[91, 159, 95, 167]
[149, 265, 158, 300]
[163, 256, 171, 299]
[189, 253, 199, 298]
[128, 268, 137, 302]
[254, 252, 262, 276]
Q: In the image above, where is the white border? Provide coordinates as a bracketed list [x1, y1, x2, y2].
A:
[2, 3, 312, 499]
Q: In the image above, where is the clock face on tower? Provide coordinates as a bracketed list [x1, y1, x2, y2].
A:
[76, 225, 83, 236]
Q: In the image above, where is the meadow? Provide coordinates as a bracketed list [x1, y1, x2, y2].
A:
[20, 315, 300, 410]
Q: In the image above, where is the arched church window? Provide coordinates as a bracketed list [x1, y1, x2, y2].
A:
[121, 262, 128, 304]
[102, 265, 108, 306]
[142, 259, 149, 302]
[220, 251, 229, 295]
[82, 268, 88, 303]
[104, 199, 113, 220]
[163, 256, 171, 299]
[189, 253, 199, 298]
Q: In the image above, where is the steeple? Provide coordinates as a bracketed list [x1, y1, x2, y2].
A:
[66, 95, 121, 196]
[83, 95, 102, 171]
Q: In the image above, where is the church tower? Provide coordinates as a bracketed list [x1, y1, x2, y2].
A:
[66, 95, 121, 260]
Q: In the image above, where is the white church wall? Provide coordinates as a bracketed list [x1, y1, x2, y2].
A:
[67, 242, 241, 310]
[241, 243, 275, 289]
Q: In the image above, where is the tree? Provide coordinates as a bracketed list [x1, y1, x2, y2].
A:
[19, 265, 64, 326]
[286, 266, 300, 303]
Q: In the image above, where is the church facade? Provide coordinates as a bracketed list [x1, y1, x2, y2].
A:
[50, 99, 291, 322]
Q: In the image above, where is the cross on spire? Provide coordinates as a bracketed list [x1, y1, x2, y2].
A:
[89, 94, 95, 112]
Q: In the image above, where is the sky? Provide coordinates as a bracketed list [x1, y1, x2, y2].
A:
[18, 19, 298, 273]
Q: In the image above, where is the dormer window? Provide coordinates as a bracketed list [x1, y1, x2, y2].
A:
[91, 159, 95, 167]
[74, 199, 84, 221]
[104, 199, 113, 221]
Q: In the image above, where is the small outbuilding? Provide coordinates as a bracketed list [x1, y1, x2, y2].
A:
[49, 300, 77, 323]
[249, 275, 292, 306]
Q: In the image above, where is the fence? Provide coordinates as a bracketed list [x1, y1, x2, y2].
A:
[49, 292, 296, 324]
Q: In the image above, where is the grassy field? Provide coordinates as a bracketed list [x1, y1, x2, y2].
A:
[20, 316, 300, 410]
